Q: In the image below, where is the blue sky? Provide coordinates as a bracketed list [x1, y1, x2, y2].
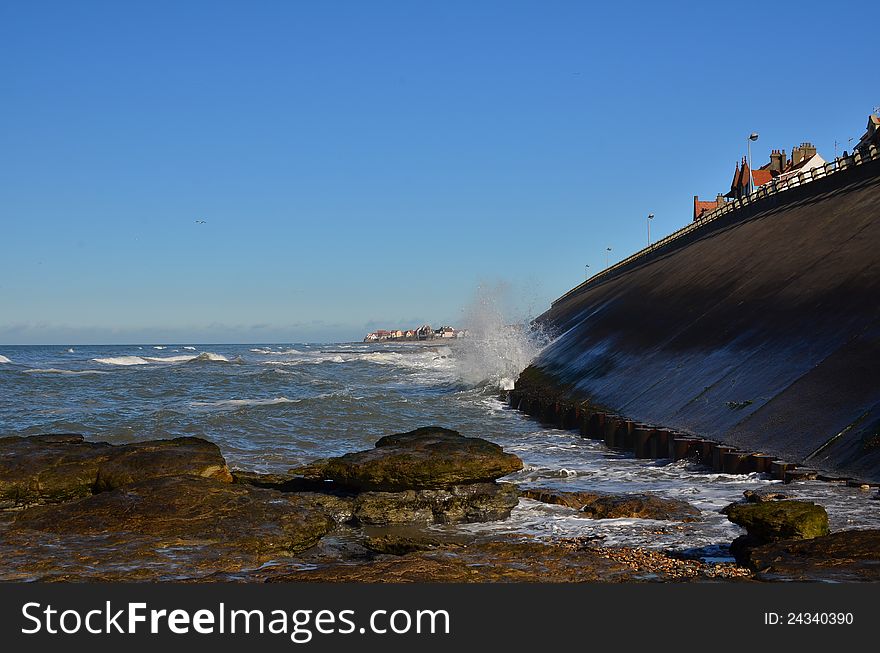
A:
[1, 1, 876, 344]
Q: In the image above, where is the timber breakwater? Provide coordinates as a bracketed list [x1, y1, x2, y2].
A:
[511, 143, 880, 483]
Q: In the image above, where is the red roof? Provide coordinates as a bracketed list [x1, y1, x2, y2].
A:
[751, 168, 773, 187]
[693, 198, 717, 219]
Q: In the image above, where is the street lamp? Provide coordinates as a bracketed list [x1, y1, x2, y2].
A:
[747, 132, 759, 195]
[647, 213, 654, 246]
[584, 263, 590, 280]
[605, 247, 612, 268]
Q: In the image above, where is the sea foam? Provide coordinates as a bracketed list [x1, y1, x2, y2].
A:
[190, 396, 300, 409]
[0, 355, 11, 364]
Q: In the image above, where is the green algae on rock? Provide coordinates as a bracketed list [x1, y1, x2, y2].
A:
[723, 500, 830, 541]
[317, 427, 523, 491]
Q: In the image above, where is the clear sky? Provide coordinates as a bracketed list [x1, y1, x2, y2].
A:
[1, 1, 876, 344]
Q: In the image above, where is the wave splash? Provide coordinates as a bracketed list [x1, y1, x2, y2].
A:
[452, 284, 549, 391]
[0, 355, 11, 364]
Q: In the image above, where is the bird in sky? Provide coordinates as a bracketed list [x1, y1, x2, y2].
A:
[195, 219, 207, 224]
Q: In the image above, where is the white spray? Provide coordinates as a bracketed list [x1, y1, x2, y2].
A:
[452, 283, 550, 390]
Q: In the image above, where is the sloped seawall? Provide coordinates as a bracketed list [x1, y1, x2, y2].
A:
[516, 156, 880, 482]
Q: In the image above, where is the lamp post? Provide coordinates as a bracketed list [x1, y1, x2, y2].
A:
[747, 132, 759, 195]
[584, 263, 590, 280]
[647, 213, 654, 246]
[605, 247, 612, 268]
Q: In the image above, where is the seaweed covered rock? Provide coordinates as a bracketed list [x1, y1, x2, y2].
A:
[11, 475, 333, 558]
[352, 482, 520, 526]
[318, 427, 523, 491]
[722, 500, 829, 541]
[0, 435, 113, 508]
[0, 434, 232, 509]
[522, 487, 700, 521]
[743, 529, 880, 581]
[93, 437, 233, 491]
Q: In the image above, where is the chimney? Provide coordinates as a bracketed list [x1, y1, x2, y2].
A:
[769, 149, 784, 174]
[801, 142, 816, 160]
[791, 145, 804, 167]
[715, 193, 725, 208]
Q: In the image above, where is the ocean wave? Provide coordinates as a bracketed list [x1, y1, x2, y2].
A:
[190, 397, 301, 409]
[250, 347, 304, 355]
[23, 368, 109, 376]
[183, 346, 196, 350]
[259, 348, 454, 371]
[0, 355, 11, 364]
[93, 352, 228, 366]
[263, 354, 346, 366]
[153, 346, 167, 350]
[188, 352, 230, 363]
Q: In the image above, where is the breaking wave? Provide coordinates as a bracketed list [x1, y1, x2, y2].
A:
[0, 355, 11, 364]
[93, 352, 228, 366]
[24, 368, 109, 376]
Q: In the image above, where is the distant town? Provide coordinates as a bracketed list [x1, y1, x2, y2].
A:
[363, 324, 468, 342]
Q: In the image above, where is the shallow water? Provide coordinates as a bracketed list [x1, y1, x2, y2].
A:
[1, 341, 878, 563]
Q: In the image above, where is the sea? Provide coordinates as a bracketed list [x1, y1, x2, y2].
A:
[1, 333, 879, 562]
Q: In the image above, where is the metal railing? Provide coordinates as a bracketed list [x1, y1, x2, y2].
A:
[552, 143, 880, 307]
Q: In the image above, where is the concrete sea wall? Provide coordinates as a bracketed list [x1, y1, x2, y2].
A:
[513, 155, 880, 482]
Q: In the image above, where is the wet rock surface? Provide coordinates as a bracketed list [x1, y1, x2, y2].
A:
[316, 427, 523, 491]
[743, 529, 880, 581]
[0, 434, 232, 509]
[0, 429, 870, 582]
[0, 434, 113, 508]
[264, 537, 749, 583]
[93, 437, 233, 491]
[351, 482, 519, 525]
[10, 476, 333, 559]
[522, 487, 700, 522]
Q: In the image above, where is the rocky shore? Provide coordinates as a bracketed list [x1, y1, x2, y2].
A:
[1, 429, 877, 582]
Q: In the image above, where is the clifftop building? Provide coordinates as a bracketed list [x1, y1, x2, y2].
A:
[694, 141, 826, 220]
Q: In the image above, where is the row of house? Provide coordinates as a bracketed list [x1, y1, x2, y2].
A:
[692, 115, 880, 222]
[363, 324, 465, 342]
[693, 142, 827, 220]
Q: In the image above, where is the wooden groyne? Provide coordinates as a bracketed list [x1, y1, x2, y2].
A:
[504, 389, 879, 486]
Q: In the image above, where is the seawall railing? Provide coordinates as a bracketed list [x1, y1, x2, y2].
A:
[552, 143, 880, 308]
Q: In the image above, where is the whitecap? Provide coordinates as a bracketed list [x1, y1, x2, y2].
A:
[250, 348, 303, 355]
[66, 348, 75, 353]
[93, 356, 150, 366]
[93, 352, 227, 366]
[153, 346, 167, 350]
[0, 355, 11, 364]
[24, 368, 109, 376]
[187, 352, 229, 363]
[190, 397, 300, 409]
[143, 354, 198, 363]
[183, 346, 196, 350]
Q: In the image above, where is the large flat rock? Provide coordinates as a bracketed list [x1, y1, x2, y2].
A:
[318, 427, 523, 491]
[0, 434, 232, 509]
[745, 529, 880, 581]
[10, 475, 334, 561]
